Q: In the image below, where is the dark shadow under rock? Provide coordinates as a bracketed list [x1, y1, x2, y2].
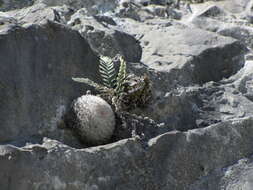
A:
[112, 112, 169, 144]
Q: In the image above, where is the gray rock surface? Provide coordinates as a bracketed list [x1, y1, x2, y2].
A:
[218, 26, 253, 49]
[190, 155, 253, 190]
[140, 24, 245, 85]
[115, 19, 248, 129]
[68, 10, 142, 62]
[117, 19, 246, 87]
[0, 17, 99, 146]
[232, 60, 253, 101]
[245, 0, 253, 23]
[224, 0, 251, 13]
[1, 0, 253, 189]
[129, 66, 253, 131]
[6, 3, 64, 24]
[1, 117, 253, 190]
[187, 0, 253, 50]
[36, 0, 118, 14]
[0, 0, 34, 11]
[113, 111, 168, 142]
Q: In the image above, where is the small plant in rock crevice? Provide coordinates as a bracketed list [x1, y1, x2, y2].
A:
[72, 55, 152, 112]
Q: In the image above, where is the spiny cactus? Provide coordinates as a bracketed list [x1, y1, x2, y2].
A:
[66, 95, 115, 145]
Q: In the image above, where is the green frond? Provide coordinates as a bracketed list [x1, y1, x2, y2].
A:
[115, 56, 127, 95]
[72, 77, 108, 92]
[99, 56, 116, 89]
[72, 54, 152, 112]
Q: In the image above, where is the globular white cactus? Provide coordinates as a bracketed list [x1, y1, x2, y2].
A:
[70, 95, 115, 145]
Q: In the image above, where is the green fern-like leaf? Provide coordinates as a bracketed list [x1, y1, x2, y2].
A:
[115, 56, 127, 95]
[99, 56, 116, 89]
[72, 77, 108, 92]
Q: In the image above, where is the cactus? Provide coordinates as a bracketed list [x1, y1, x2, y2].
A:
[66, 95, 115, 145]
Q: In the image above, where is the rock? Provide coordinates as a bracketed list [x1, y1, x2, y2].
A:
[150, 0, 175, 6]
[131, 77, 253, 130]
[195, 4, 228, 18]
[137, 22, 246, 86]
[36, 0, 118, 14]
[2, 0, 253, 189]
[144, 4, 182, 19]
[116, 2, 182, 21]
[0, 15, 18, 29]
[6, 3, 64, 25]
[217, 26, 253, 49]
[245, 0, 253, 23]
[186, 3, 253, 50]
[189, 0, 250, 14]
[0, 0, 34, 11]
[188, 15, 225, 32]
[113, 112, 168, 142]
[222, 0, 251, 14]
[190, 155, 253, 190]
[116, 3, 155, 21]
[0, 137, 149, 190]
[1, 117, 253, 189]
[228, 60, 253, 101]
[186, 3, 235, 32]
[68, 10, 142, 62]
[129, 81, 200, 131]
[65, 95, 115, 145]
[0, 19, 99, 146]
[147, 117, 253, 189]
[118, 19, 247, 126]
[119, 0, 150, 6]
[127, 55, 253, 130]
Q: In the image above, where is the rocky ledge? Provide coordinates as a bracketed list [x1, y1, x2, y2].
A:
[0, 0, 253, 189]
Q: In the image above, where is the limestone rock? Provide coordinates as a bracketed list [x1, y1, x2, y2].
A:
[2, 0, 253, 189]
[0, 18, 99, 146]
[68, 10, 142, 62]
[190, 155, 253, 190]
[113, 112, 168, 142]
[228, 59, 253, 101]
[221, 0, 251, 13]
[218, 26, 253, 50]
[195, 4, 228, 18]
[36, 0, 118, 14]
[117, 19, 247, 127]
[6, 3, 64, 25]
[245, 0, 253, 23]
[0, 0, 34, 11]
[120, 20, 247, 87]
[1, 117, 253, 189]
